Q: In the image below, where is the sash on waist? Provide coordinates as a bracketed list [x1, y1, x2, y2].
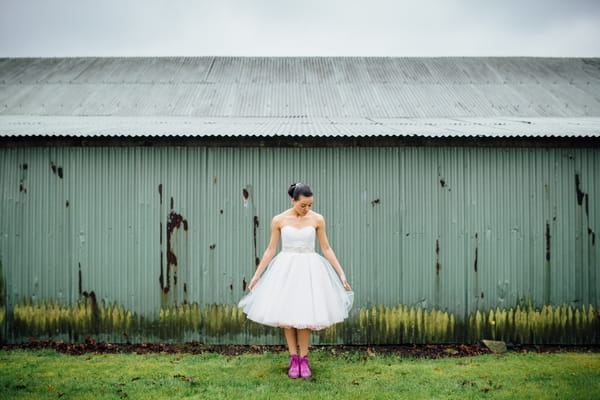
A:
[281, 246, 315, 254]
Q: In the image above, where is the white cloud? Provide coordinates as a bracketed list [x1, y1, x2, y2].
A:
[0, 0, 599, 56]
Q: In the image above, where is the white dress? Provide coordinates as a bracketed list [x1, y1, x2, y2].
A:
[238, 226, 354, 330]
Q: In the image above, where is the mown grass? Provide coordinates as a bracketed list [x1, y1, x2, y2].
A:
[0, 349, 598, 399]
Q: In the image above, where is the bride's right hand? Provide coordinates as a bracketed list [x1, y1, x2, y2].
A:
[342, 279, 352, 291]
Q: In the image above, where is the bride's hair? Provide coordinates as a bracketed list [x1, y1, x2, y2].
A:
[288, 183, 313, 200]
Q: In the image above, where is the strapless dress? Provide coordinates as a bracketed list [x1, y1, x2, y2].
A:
[238, 225, 354, 330]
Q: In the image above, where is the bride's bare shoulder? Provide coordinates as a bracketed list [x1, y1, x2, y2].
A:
[272, 210, 292, 227]
[310, 211, 325, 225]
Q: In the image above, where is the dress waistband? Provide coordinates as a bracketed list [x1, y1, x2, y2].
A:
[282, 246, 315, 254]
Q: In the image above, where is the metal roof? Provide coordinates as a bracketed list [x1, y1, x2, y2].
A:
[1, 57, 599, 138]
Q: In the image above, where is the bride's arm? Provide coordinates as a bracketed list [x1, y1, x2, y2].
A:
[316, 216, 352, 291]
[248, 217, 280, 290]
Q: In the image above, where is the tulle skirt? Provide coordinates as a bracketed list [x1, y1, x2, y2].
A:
[238, 250, 354, 330]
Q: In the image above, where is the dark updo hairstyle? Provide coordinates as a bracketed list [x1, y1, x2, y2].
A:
[288, 183, 313, 200]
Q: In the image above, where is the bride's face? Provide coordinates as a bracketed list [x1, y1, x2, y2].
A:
[292, 195, 313, 216]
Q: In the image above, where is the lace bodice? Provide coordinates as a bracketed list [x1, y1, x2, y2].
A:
[281, 226, 315, 253]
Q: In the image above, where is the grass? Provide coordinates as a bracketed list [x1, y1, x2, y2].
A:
[0, 349, 599, 399]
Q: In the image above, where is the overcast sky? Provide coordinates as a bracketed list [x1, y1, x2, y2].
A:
[1, 0, 599, 57]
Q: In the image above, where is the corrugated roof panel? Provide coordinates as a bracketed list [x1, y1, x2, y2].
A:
[45, 58, 103, 83]
[331, 57, 368, 84]
[0, 58, 56, 84]
[134, 57, 184, 83]
[1, 57, 600, 135]
[69, 58, 116, 84]
[175, 57, 214, 83]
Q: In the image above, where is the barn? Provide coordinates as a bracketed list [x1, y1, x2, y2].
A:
[0, 57, 599, 344]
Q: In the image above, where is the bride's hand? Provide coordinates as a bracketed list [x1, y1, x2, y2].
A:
[341, 279, 352, 291]
[248, 276, 260, 291]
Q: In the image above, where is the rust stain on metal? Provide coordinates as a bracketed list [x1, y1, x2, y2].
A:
[435, 238, 441, 275]
[78, 262, 83, 296]
[158, 184, 165, 292]
[82, 289, 99, 330]
[545, 222, 552, 303]
[78, 262, 99, 330]
[159, 220, 164, 290]
[545, 223, 551, 262]
[163, 208, 189, 294]
[253, 215, 260, 267]
[49, 161, 64, 179]
[158, 256, 164, 290]
[19, 163, 27, 193]
[473, 233, 479, 273]
[575, 174, 585, 206]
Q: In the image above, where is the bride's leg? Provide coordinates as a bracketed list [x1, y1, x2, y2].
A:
[284, 327, 298, 355]
[297, 329, 311, 357]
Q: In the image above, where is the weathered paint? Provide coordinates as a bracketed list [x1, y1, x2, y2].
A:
[0, 146, 599, 343]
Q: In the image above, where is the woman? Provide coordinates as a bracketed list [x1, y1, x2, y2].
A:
[238, 183, 353, 379]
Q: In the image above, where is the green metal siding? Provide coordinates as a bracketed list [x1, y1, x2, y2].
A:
[1, 146, 598, 344]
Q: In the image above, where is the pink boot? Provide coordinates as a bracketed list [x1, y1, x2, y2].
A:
[299, 356, 312, 379]
[288, 355, 300, 378]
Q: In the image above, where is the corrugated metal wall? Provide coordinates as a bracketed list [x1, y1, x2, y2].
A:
[1, 146, 598, 344]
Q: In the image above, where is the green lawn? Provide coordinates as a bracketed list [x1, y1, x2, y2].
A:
[1, 349, 598, 399]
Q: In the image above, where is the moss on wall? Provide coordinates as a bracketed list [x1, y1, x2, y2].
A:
[9, 297, 599, 345]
